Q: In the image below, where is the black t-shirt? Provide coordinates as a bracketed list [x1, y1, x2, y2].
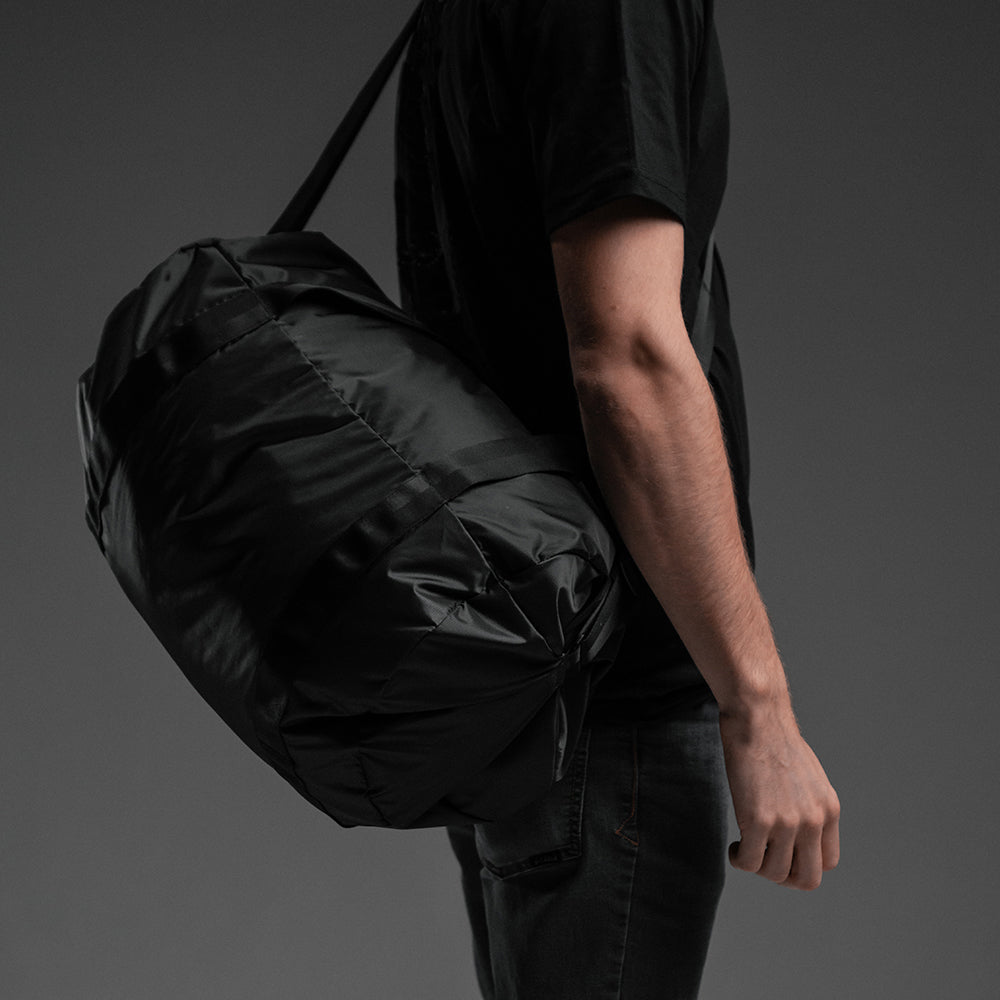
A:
[394, 0, 755, 721]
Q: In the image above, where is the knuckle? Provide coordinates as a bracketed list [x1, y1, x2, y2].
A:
[748, 812, 776, 833]
[802, 810, 825, 833]
[770, 816, 794, 836]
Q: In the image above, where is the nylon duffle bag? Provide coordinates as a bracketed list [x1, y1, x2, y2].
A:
[74, 5, 644, 830]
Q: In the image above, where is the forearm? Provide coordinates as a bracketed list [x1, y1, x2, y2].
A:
[551, 203, 839, 888]
[575, 344, 790, 715]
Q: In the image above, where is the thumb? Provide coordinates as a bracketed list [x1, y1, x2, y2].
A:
[728, 837, 766, 873]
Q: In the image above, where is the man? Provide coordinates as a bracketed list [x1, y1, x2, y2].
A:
[394, 1, 840, 997]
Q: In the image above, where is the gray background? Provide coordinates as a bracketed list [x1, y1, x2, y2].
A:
[3, 1, 997, 996]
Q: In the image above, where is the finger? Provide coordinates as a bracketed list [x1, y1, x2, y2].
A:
[728, 829, 768, 874]
[757, 828, 796, 884]
[821, 812, 840, 871]
[784, 832, 823, 891]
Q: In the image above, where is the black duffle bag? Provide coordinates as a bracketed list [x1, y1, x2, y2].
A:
[74, 5, 642, 830]
[75, 4, 719, 830]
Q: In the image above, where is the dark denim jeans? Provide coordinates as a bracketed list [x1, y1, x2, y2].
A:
[446, 696, 729, 999]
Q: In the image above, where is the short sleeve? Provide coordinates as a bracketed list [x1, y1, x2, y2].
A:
[513, 0, 704, 236]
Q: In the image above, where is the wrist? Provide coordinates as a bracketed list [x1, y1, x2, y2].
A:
[714, 661, 793, 722]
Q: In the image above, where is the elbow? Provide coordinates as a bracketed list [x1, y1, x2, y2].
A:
[570, 325, 700, 404]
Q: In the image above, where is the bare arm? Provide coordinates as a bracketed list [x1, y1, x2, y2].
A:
[551, 196, 840, 890]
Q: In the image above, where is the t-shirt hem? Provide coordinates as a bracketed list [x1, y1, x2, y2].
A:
[543, 167, 687, 238]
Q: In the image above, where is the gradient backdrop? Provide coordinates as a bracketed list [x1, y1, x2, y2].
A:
[3, 1, 997, 997]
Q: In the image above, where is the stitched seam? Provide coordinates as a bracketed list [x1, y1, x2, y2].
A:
[210, 240, 423, 482]
[356, 750, 392, 828]
[614, 726, 639, 846]
[376, 593, 471, 701]
[271, 318, 419, 478]
[439, 502, 562, 659]
[612, 806, 641, 998]
[571, 725, 590, 850]
[160, 285, 253, 330]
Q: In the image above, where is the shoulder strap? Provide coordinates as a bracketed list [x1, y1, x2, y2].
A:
[691, 230, 717, 374]
[269, 2, 425, 234]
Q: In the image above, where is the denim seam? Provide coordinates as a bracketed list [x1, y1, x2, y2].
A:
[614, 726, 639, 847]
[611, 805, 641, 998]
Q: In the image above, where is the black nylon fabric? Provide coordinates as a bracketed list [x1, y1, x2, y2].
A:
[75, 229, 636, 829]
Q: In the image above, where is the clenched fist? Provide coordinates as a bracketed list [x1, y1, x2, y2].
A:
[720, 697, 841, 891]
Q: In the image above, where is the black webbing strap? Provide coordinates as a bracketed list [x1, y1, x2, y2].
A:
[691, 230, 717, 374]
[320, 433, 586, 585]
[269, 3, 426, 234]
[87, 288, 274, 536]
[101, 289, 270, 438]
[574, 558, 630, 666]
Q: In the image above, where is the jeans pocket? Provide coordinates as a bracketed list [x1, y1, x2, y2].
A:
[473, 726, 591, 879]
